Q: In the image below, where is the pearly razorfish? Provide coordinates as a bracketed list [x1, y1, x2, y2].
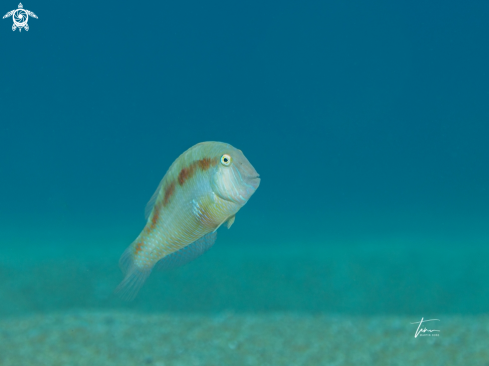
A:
[115, 142, 260, 300]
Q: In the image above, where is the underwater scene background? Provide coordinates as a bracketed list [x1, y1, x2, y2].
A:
[0, 0, 488, 364]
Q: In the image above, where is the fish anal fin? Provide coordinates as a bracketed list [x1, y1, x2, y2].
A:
[155, 231, 217, 271]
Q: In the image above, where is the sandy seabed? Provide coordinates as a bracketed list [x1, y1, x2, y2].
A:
[0, 311, 487, 366]
[2, 229, 489, 365]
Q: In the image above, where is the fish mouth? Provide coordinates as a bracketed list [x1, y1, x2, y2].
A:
[246, 174, 261, 190]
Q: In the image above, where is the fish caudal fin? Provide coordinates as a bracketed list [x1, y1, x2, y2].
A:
[115, 247, 152, 301]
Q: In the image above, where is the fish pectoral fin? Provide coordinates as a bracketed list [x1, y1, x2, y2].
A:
[226, 215, 236, 229]
[155, 231, 217, 271]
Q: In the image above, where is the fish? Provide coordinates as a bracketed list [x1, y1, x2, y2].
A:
[115, 141, 260, 300]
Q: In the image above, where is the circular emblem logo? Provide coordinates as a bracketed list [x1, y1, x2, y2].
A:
[13, 9, 28, 27]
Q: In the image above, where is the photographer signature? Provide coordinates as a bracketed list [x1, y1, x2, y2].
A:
[410, 317, 440, 338]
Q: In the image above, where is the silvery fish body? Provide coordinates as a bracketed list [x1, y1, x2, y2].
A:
[116, 141, 260, 299]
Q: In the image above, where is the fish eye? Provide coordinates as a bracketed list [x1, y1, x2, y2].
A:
[220, 154, 232, 166]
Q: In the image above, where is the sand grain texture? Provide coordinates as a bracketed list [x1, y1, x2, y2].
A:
[0, 312, 487, 366]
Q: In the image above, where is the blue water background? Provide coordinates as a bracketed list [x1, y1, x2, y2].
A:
[0, 0, 488, 316]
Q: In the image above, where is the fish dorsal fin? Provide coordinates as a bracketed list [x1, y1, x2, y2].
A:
[155, 231, 217, 271]
[144, 179, 164, 220]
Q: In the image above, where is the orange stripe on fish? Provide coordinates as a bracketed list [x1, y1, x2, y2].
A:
[178, 157, 215, 186]
[178, 167, 190, 185]
[198, 157, 211, 170]
[151, 205, 160, 227]
[178, 161, 198, 186]
[163, 181, 176, 206]
[135, 241, 144, 255]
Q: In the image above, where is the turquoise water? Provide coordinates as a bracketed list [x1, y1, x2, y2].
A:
[1, 0, 488, 364]
[2, 214, 488, 316]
